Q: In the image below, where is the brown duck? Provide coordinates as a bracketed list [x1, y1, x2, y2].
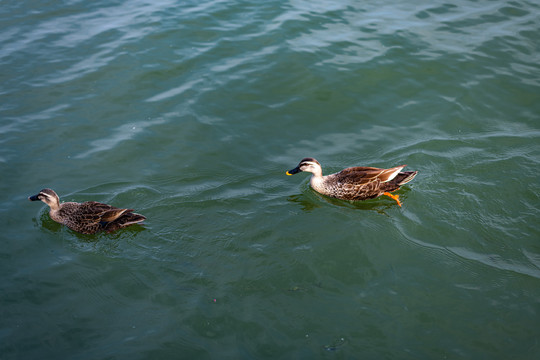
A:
[29, 188, 146, 234]
[286, 158, 417, 206]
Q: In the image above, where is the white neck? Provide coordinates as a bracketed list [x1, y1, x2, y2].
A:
[309, 173, 326, 193]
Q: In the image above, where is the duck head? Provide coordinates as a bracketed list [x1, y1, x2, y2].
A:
[29, 188, 61, 211]
[286, 158, 323, 177]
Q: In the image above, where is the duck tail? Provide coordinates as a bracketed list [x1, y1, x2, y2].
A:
[104, 212, 146, 232]
[119, 212, 146, 226]
[395, 171, 418, 185]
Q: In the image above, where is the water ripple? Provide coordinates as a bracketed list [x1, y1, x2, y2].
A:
[75, 117, 166, 159]
[448, 247, 540, 279]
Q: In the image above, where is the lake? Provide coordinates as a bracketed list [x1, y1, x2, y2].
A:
[1, 0, 539, 358]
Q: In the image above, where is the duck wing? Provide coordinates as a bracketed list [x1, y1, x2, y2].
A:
[335, 165, 406, 185]
[323, 165, 406, 201]
[79, 201, 134, 222]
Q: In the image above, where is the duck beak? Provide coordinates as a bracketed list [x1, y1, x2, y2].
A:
[29, 194, 40, 201]
[286, 167, 301, 176]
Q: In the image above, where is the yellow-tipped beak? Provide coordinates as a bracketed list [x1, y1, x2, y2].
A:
[286, 167, 300, 176]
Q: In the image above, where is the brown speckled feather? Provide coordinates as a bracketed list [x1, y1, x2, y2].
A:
[286, 159, 418, 203]
[333, 165, 405, 185]
[29, 189, 146, 234]
[325, 165, 408, 200]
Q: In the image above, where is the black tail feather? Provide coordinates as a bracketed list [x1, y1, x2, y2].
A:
[394, 171, 418, 185]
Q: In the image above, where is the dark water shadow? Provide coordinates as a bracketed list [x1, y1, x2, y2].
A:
[33, 211, 62, 233]
[287, 188, 412, 215]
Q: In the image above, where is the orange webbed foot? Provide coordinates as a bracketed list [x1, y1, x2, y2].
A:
[383, 192, 401, 207]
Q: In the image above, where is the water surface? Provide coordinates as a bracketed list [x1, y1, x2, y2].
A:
[1, 0, 539, 358]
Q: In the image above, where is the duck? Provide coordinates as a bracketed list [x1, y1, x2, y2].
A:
[29, 188, 146, 234]
[286, 158, 417, 206]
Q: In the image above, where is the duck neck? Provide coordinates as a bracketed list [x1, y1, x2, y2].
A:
[49, 208, 61, 222]
[48, 198, 61, 211]
[309, 169, 325, 192]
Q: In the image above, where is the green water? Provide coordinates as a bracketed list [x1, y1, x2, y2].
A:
[1, 0, 539, 358]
